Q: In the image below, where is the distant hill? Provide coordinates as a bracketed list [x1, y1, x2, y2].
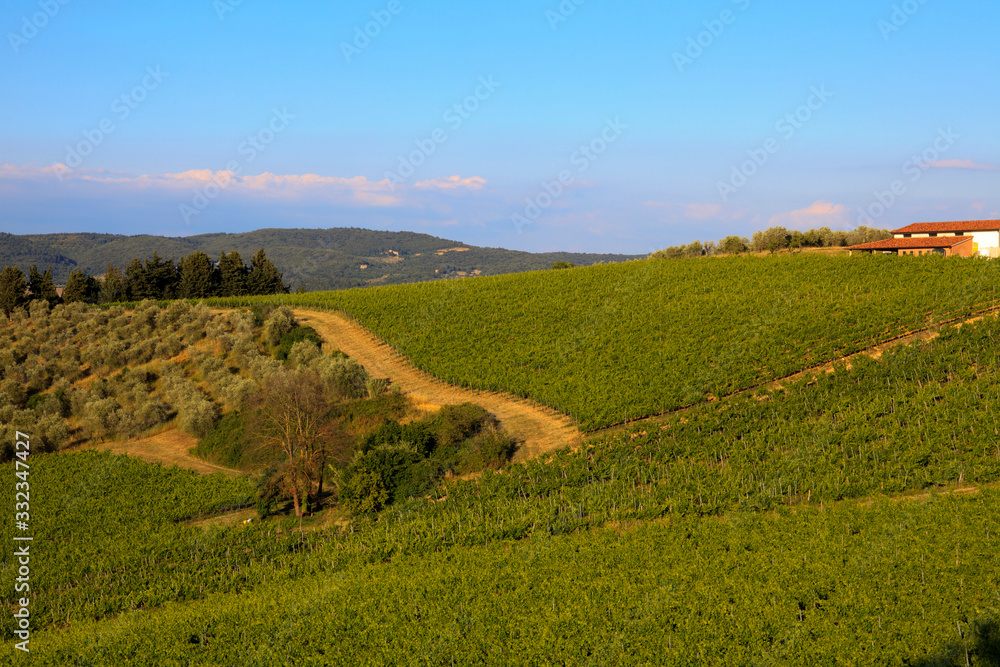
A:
[0, 228, 641, 290]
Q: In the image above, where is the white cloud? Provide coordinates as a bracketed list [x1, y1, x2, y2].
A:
[928, 159, 999, 171]
[0, 162, 493, 209]
[415, 175, 487, 190]
[768, 200, 851, 230]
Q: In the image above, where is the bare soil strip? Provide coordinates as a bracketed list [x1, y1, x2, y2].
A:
[294, 309, 583, 461]
[81, 428, 240, 477]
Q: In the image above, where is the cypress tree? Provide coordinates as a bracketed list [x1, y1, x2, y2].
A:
[0, 266, 27, 317]
[248, 248, 288, 295]
[28, 265, 61, 305]
[219, 251, 249, 297]
[125, 259, 151, 301]
[179, 251, 217, 299]
[146, 253, 180, 299]
[62, 270, 100, 304]
[101, 264, 128, 304]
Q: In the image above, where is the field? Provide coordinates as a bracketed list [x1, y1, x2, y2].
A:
[4, 253, 1000, 664]
[27, 491, 1000, 665]
[209, 254, 1000, 429]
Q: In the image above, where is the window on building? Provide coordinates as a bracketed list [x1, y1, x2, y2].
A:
[903, 233, 912, 238]
[929, 233, 938, 237]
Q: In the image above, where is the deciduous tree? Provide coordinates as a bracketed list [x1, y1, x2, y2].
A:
[249, 369, 338, 516]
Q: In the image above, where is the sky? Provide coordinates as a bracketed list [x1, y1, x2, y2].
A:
[1, 0, 998, 254]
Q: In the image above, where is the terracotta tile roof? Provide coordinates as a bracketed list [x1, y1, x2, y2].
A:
[892, 220, 1000, 234]
[849, 236, 973, 250]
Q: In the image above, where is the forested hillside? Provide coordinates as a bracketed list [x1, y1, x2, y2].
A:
[0, 228, 638, 290]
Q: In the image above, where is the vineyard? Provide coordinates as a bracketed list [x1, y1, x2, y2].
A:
[4, 254, 1000, 663]
[24, 490, 1000, 665]
[4, 307, 1000, 662]
[207, 253, 1000, 429]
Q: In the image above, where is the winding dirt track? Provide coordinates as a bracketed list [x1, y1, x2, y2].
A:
[294, 310, 583, 461]
[82, 429, 240, 477]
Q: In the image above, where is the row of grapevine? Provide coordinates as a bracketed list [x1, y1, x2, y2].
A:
[8, 313, 1000, 642]
[206, 254, 1000, 429]
[28, 489, 1000, 664]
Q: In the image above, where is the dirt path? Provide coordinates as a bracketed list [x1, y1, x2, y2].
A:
[81, 428, 241, 477]
[294, 310, 582, 461]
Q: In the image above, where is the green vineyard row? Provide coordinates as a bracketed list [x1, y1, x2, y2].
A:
[206, 254, 1000, 429]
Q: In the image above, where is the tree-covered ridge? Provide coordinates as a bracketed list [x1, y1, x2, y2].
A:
[651, 224, 892, 258]
[1, 227, 640, 290]
[214, 253, 1000, 429]
[0, 248, 287, 313]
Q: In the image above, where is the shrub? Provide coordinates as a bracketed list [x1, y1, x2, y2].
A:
[2, 379, 26, 408]
[193, 411, 274, 470]
[433, 403, 498, 450]
[255, 468, 283, 519]
[287, 340, 322, 368]
[365, 377, 390, 399]
[263, 307, 295, 347]
[316, 356, 369, 398]
[460, 425, 518, 471]
[273, 326, 322, 361]
[221, 377, 254, 410]
[361, 420, 436, 457]
[177, 397, 217, 438]
[133, 398, 171, 433]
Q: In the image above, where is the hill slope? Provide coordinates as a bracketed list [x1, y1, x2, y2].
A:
[222, 253, 1000, 429]
[0, 228, 638, 290]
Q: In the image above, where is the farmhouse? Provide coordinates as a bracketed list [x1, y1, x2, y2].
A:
[848, 220, 1000, 258]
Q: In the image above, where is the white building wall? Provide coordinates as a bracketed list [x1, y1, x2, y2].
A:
[970, 231, 1000, 257]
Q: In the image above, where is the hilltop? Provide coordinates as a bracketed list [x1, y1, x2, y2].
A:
[0, 228, 639, 290]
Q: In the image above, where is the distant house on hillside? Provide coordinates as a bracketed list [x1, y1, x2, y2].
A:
[848, 220, 1000, 258]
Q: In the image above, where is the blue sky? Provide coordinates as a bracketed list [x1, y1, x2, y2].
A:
[1, 0, 998, 253]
